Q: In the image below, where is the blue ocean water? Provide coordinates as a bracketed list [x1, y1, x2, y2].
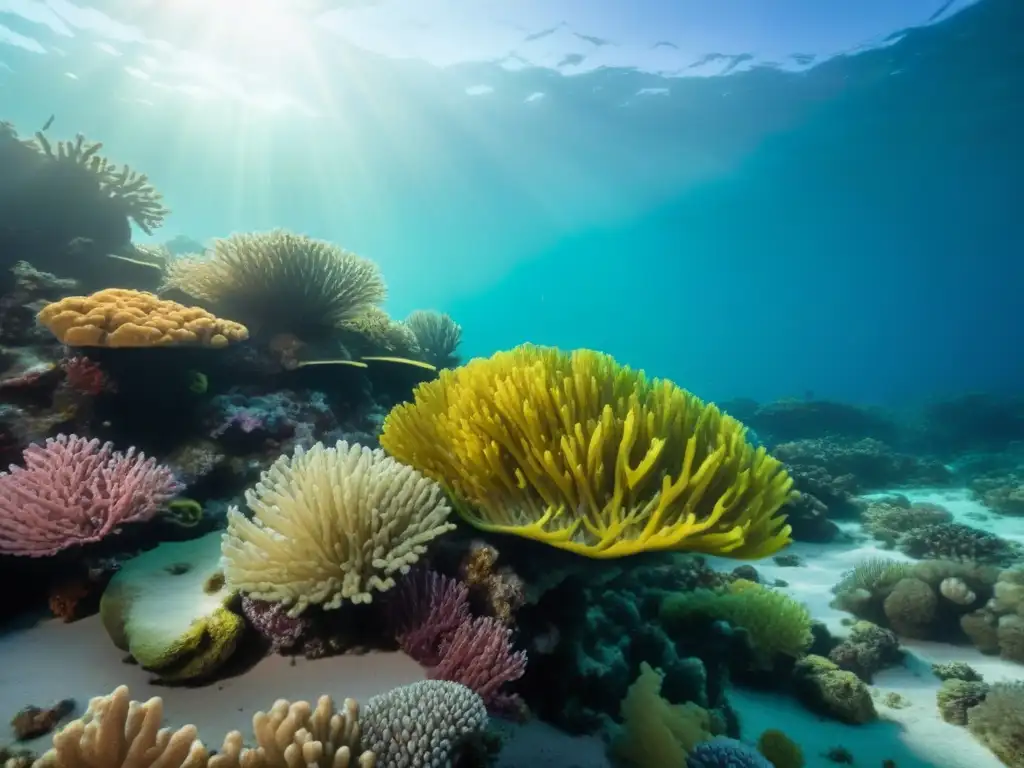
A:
[3, 3, 1024, 768]
[2, 0, 1019, 407]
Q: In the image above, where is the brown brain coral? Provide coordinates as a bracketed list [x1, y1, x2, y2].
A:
[37, 289, 249, 348]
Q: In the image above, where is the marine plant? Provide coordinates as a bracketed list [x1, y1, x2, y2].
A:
[380, 344, 795, 559]
[161, 230, 386, 337]
[405, 309, 462, 369]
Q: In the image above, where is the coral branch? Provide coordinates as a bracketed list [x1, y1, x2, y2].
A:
[389, 568, 471, 666]
[0, 434, 181, 557]
[429, 615, 527, 714]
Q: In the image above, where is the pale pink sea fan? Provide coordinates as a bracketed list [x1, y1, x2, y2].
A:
[0, 434, 182, 557]
[429, 615, 528, 713]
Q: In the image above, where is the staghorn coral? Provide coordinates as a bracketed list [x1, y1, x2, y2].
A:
[360, 680, 487, 768]
[161, 230, 386, 337]
[380, 344, 795, 559]
[37, 289, 248, 348]
[29, 132, 169, 234]
[0, 434, 181, 557]
[221, 440, 455, 615]
[404, 310, 462, 369]
[213, 695, 375, 768]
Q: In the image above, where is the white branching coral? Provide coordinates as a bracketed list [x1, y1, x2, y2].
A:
[220, 440, 455, 616]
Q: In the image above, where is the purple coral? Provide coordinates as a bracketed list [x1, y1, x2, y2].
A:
[0, 434, 181, 557]
[388, 569, 471, 666]
[241, 596, 313, 654]
[429, 615, 527, 714]
[207, 389, 335, 448]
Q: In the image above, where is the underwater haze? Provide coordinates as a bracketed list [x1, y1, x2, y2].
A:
[2, 0, 1020, 405]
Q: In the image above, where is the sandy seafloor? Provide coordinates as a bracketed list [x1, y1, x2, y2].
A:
[0, 487, 1021, 768]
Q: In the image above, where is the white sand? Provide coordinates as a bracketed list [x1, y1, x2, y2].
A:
[2, 486, 1020, 767]
[707, 486, 1023, 768]
[0, 614, 426, 751]
[0, 611, 610, 765]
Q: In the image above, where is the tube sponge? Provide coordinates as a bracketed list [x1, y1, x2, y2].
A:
[380, 344, 795, 559]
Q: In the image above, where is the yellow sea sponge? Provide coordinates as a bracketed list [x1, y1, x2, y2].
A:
[379, 344, 795, 559]
[37, 288, 249, 348]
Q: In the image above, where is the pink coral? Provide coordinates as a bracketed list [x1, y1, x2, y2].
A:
[429, 615, 527, 714]
[389, 569, 471, 666]
[0, 434, 182, 557]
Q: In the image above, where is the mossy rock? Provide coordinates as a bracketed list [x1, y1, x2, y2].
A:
[99, 532, 243, 682]
[791, 655, 877, 725]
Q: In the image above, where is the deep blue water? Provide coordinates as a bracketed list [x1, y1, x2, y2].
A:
[1, 0, 1020, 407]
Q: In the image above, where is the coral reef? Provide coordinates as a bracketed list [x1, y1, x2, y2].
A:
[30, 681, 489, 768]
[0, 434, 181, 557]
[37, 289, 248, 348]
[161, 230, 386, 339]
[381, 344, 796, 558]
[826, 621, 902, 682]
[774, 437, 950, 492]
[661, 579, 813, 667]
[791, 655, 877, 724]
[966, 681, 1024, 768]
[221, 440, 454, 614]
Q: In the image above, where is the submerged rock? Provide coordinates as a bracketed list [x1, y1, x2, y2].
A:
[99, 531, 243, 682]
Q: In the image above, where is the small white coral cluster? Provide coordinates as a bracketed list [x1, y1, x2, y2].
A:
[220, 440, 455, 616]
[32, 681, 487, 768]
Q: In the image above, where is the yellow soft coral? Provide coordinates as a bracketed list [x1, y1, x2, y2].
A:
[613, 662, 717, 766]
[380, 344, 795, 559]
[661, 579, 813, 663]
[37, 289, 249, 348]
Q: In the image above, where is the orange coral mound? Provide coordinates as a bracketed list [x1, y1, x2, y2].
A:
[37, 288, 249, 348]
